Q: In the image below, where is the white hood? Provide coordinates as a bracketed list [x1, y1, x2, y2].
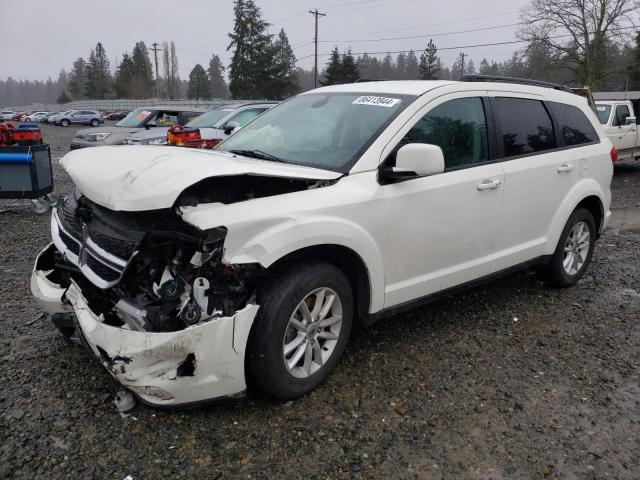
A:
[60, 146, 341, 211]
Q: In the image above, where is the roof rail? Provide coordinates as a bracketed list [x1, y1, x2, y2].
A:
[459, 75, 572, 93]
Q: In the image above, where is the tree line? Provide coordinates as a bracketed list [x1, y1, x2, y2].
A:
[1, 0, 639, 107]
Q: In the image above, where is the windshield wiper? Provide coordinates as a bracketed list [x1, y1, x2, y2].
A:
[228, 149, 287, 163]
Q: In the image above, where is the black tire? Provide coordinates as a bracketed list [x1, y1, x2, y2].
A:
[246, 261, 353, 400]
[90, 119, 100, 127]
[60, 119, 70, 127]
[539, 207, 596, 288]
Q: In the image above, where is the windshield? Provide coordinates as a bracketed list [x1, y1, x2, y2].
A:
[596, 104, 612, 124]
[218, 93, 411, 172]
[187, 108, 235, 128]
[116, 108, 155, 127]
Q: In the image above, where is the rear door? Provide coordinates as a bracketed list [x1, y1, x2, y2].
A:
[494, 95, 599, 267]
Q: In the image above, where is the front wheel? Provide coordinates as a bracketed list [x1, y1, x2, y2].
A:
[246, 261, 353, 400]
[90, 119, 100, 127]
[539, 208, 596, 288]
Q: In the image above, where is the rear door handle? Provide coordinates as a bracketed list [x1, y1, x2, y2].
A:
[557, 163, 574, 173]
[477, 179, 501, 190]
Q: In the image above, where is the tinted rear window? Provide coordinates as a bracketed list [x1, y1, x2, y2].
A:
[494, 97, 555, 157]
[548, 102, 599, 146]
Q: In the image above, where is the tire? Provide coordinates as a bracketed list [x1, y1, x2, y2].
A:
[246, 261, 353, 400]
[60, 119, 70, 127]
[539, 208, 596, 288]
[90, 119, 99, 127]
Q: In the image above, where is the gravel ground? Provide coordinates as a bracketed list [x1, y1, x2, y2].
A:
[1, 124, 639, 479]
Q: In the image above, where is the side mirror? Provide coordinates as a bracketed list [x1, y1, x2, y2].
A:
[224, 121, 241, 135]
[388, 143, 445, 180]
[625, 116, 637, 125]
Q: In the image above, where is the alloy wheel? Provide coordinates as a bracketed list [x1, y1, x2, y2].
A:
[563, 221, 590, 275]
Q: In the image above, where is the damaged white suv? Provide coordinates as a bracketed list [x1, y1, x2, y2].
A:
[32, 77, 613, 407]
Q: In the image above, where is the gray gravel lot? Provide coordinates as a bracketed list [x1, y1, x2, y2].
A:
[1, 123, 639, 479]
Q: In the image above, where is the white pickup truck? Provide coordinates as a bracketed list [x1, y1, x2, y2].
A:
[595, 100, 639, 161]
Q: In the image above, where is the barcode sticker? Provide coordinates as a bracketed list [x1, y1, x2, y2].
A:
[353, 96, 400, 107]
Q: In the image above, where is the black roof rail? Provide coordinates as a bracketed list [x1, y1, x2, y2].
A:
[459, 75, 572, 93]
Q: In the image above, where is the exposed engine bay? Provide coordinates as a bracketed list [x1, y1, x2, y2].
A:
[49, 188, 270, 333]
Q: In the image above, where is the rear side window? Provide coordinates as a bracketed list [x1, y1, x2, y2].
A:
[547, 102, 599, 146]
[493, 97, 555, 157]
[613, 105, 630, 127]
[401, 97, 488, 170]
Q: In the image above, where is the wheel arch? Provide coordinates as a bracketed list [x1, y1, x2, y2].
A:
[265, 244, 373, 326]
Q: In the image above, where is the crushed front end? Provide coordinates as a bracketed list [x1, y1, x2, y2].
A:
[31, 191, 261, 406]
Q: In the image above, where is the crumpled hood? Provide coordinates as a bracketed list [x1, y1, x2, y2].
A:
[126, 127, 170, 142]
[60, 146, 341, 211]
[76, 126, 140, 136]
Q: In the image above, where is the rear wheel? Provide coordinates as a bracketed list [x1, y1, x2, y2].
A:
[60, 119, 70, 127]
[246, 261, 353, 400]
[539, 208, 596, 288]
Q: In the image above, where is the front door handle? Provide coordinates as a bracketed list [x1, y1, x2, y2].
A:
[557, 163, 574, 173]
[477, 179, 501, 190]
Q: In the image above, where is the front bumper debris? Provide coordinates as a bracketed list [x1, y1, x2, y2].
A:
[31, 244, 260, 407]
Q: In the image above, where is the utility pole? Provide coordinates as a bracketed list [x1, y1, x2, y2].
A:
[151, 42, 162, 98]
[459, 52, 466, 77]
[309, 9, 326, 88]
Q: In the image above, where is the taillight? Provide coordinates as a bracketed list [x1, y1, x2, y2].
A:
[610, 147, 618, 164]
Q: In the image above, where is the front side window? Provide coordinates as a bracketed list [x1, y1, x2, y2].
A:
[229, 108, 267, 127]
[187, 108, 235, 128]
[494, 97, 555, 157]
[613, 105, 630, 127]
[400, 97, 488, 169]
[547, 102, 599, 146]
[219, 93, 411, 172]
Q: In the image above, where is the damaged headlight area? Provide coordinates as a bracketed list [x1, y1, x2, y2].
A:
[50, 192, 264, 333]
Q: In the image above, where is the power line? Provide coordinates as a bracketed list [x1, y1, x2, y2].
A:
[320, 22, 523, 43]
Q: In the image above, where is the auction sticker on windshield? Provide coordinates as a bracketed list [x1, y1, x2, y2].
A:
[353, 96, 400, 107]
[137, 110, 151, 121]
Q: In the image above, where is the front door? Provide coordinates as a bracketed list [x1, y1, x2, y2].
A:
[607, 104, 637, 157]
[381, 94, 505, 307]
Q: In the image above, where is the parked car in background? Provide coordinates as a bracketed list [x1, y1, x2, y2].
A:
[596, 100, 639, 161]
[1, 110, 16, 120]
[160, 102, 279, 148]
[70, 107, 205, 149]
[57, 110, 104, 127]
[24, 112, 50, 122]
[13, 112, 28, 121]
[48, 110, 76, 125]
[104, 111, 128, 121]
[32, 78, 613, 406]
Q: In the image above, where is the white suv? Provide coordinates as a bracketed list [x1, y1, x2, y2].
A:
[31, 78, 613, 407]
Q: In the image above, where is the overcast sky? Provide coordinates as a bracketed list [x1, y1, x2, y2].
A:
[0, 0, 531, 81]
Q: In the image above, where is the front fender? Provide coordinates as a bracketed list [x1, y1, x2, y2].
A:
[545, 178, 609, 254]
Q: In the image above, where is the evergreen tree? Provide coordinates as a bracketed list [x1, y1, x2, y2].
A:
[396, 52, 407, 80]
[187, 64, 211, 99]
[68, 58, 87, 99]
[627, 32, 640, 90]
[227, 0, 274, 98]
[130, 42, 154, 98]
[208, 54, 228, 98]
[419, 40, 440, 80]
[322, 47, 343, 85]
[380, 53, 394, 79]
[341, 49, 360, 83]
[269, 29, 298, 99]
[405, 50, 420, 79]
[85, 42, 111, 99]
[115, 53, 135, 98]
[57, 90, 71, 104]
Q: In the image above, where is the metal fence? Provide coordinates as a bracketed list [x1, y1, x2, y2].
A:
[9, 98, 256, 113]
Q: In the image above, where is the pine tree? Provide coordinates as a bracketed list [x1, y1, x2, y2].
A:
[341, 49, 360, 83]
[208, 54, 228, 99]
[130, 42, 154, 98]
[322, 47, 342, 85]
[187, 64, 211, 99]
[57, 90, 71, 104]
[227, 0, 274, 98]
[405, 50, 420, 79]
[268, 29, 298, 99]
[85, 42, 111, 99]
[396, 52, 407, 80]
[419, 40, 440, 80]
[68, 58, 87, 99]
[115, 54, 135, 98]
